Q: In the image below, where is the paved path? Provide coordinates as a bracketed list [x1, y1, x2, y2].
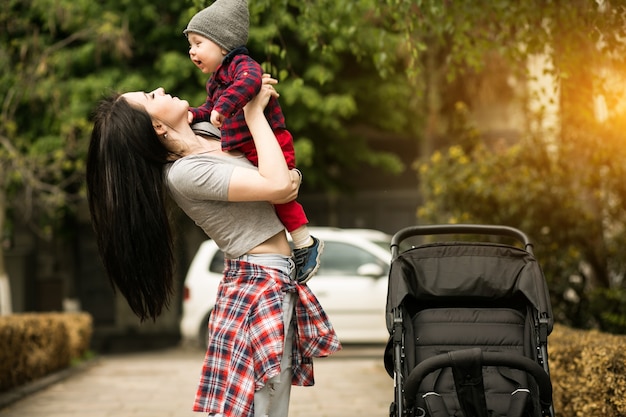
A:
[0, 344, 393, 417]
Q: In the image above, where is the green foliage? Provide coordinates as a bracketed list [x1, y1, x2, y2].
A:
[245, 0, 411, 188]
[417, 108, 626, 329]
[393, 0, 626, 331]
[1, 0, 107, 238]
[589, 288, 626, 335]
[4, 0, 626, 333]
[1, 0, 412, 243]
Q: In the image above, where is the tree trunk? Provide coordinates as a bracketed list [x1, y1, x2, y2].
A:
[0, 165, 13, 315]
[553, 4, 610, 288]
[421, 37, 443, 159]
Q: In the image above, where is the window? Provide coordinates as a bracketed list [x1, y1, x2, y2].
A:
[318, 241, 386, 276]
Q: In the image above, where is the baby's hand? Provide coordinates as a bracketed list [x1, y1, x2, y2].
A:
[210, 110, 224, 128]
[187, 111, 194, 124]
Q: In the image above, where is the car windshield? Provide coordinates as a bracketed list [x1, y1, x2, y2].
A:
[371, 240, 391, 251]
[316, 240, 389, 276]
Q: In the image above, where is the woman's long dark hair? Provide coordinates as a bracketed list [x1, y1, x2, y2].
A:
[86, 94, 175, 321]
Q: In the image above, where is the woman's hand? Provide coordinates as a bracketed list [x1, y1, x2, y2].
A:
[269, 168, 301, 204]
[244, 75, 279, 115]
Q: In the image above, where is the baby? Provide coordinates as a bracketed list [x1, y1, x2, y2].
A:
[184, 0, 323, 283]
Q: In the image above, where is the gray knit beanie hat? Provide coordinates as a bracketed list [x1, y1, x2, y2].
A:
[184, 0, 249, 52]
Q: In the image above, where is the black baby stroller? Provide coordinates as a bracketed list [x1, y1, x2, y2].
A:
[384, 224, 555, 417]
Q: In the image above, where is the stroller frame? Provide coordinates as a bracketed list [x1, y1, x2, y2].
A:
[386, 224, 555, 417]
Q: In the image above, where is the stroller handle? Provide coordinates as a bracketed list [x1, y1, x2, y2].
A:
[390, 224, 533, 258]
[404, 349, 553, 410]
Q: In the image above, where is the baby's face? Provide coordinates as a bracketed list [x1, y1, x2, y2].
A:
[188, 33, 225, 74]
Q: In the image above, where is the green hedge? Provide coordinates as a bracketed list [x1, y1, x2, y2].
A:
[0, 312, 93, 392]
[550, 324, 626, 416]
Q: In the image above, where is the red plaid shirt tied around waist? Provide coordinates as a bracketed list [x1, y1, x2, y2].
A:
[193, 259, 342, 417]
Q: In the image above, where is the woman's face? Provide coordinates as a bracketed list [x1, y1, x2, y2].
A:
[188, 33, 225, 74]
[123, 88, 188, 128]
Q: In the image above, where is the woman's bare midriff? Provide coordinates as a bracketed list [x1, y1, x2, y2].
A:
[246, 230, 292, 257]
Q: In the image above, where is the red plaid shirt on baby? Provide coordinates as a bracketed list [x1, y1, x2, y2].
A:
[189, 48, 288, 153]
[192, 258, 341, 417]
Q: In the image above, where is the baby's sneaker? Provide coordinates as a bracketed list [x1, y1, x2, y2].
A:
[293, 237, 324, 284]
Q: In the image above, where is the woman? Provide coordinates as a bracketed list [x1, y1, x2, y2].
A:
[86, 78, 341, 417]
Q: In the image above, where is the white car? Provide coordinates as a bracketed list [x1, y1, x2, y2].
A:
[180, 227, 392, 346]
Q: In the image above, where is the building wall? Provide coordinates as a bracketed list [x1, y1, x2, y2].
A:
[299, 189, 421, 235]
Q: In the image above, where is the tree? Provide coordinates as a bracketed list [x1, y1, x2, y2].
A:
[0, 0, 114, 313]
[6, 0, 626, 331]
[404, 0, 626, 331]
[237, 0, 412, 189]
[1, 0, 416, 313]
[0, 0, 181, 313]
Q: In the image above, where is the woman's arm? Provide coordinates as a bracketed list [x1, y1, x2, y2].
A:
[227, 78, 299, 203]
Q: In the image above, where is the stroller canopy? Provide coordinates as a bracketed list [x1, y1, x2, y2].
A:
[386, 242, 553, 333]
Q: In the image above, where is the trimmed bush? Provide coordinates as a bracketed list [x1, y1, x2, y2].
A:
[549, 324, 626, 416]
[0, 312, 93, 392]
[47, 312, 93, 361]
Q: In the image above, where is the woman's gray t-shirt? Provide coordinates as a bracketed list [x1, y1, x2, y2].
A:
[164, 153, 285, 259]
